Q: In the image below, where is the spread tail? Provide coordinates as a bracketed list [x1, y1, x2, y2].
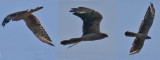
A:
[61, 38, 82, 45]
[125, 31, 137, 37]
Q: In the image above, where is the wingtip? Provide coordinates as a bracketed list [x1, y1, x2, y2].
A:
[150, 2, 154, 8]
[70, 8, 77, 12]
[2, 24, 5, 27]
[36, 36, 55, 47]
[50, 44, 55, 47]
[150, 2, 153, 5]
[39, 6, 44, 9]
[46, 41, 55, 47]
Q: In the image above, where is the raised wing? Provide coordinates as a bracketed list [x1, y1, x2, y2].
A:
[130, 3, 155, 55]
[70, 7, 103, 35]
[138, 3, 155, 34]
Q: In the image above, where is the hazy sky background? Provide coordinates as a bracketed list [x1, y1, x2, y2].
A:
[0, 0, 57, 60]
[58, 0, 117, 60]
[0, 0, 160, 60]
[118, 0, 160, 60]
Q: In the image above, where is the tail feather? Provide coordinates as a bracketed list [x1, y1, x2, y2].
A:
[125, 31, 137, 37]
[61, 38, 82, 45]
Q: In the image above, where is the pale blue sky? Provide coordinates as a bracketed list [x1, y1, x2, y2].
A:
[0, 0, 160, 60]
[0, 0, 57, 60]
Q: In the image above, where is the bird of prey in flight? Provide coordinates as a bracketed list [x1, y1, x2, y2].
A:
[2, 6, 54, 46]
[125, 3, 155, 55]
[61, 7, 108, 47]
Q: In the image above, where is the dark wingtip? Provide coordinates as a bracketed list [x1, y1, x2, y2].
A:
[150, 2, 155, 11]
[150, 2, 154, 8]
[150, 2, 153, 6]
[2, 23, 5, 27]
[48, 39, 52, 42]
[69, 8, 77, 12]
[2, 18, 10, 27]
[39, 6, 43, 9]
[2, 22, 5, 27]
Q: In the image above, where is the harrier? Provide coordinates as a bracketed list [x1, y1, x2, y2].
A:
[2, 7, 54, 46]
[61, 7, 108, 47]
[125, 3, 155, 55]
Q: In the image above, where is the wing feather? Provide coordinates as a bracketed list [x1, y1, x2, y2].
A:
[138, 3, 155, 34]
[70, 7, 103, 35]
[130, 38, 145, 55]
[2, 17, 11, 27]
[24, 14, 54, 46]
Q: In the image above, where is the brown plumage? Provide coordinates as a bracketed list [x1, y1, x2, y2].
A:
[2, 7, 54, 46]
[61, 7, 108, 47]
[125, 3, 155, 55]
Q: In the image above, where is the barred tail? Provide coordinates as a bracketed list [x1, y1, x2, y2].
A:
[61, 38, 82, 45]
[125, 31, 137, 37]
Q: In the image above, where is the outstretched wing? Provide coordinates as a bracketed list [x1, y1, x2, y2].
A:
[130, 3, 155, 55]
[24, 14, 54, 46]
[138, 3, 155, 34]
[70, 7, 103, 35]
[2, 6, 43, 27]
[130, 38, 145, 55]
[2, 11, 27, 27]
